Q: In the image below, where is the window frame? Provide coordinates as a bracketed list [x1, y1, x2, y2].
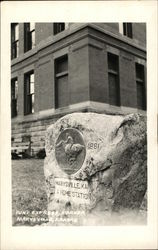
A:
[24, 23, 35, 52]
[135, 63, 146, 110]
[54, 55, 68, 109]
[123, 23, 133, 38]
[11, 77, 18, 118]
[24, 70, 35, 115]
[53, 23, 65, 35]
[11, 23, 19, 59]
[107, 52, 120, 106]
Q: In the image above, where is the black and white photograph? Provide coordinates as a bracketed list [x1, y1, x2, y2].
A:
[11, 22, 147, 227]
[1, 1, 158, 249]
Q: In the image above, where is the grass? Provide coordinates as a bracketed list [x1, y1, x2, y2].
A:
[12, 160, 147, 226]
[12, 159, 48, 226]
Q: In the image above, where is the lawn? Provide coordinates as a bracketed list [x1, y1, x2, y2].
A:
[12, 160, 147, 226]
[12, 159, 48, 226]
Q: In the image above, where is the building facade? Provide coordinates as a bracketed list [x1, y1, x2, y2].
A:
[11, 23, 146, 156]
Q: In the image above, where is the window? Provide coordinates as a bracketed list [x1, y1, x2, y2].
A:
[53, 23, 65, 35]
[107, 53, 120, 106]
[24, 71, 35, 115]
[11, 23, 19, 59]
[55, 55, 68, 108]
[123, 23, 133, 38]
[24, 23, 35, 52]
[11, 78, 18, 117]
[135, 63, 146, 110]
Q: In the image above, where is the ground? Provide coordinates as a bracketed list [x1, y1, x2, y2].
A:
[12, 159, 147, 226]
[12, 159, 48, 226]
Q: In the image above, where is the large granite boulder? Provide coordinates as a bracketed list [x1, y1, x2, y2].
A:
[44, 113, 147, 225]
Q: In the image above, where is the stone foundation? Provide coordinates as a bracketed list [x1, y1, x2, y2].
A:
[11, 117, 58, 156]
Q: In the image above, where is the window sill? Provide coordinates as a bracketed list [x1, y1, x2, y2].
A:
[55, 71, 68, 78]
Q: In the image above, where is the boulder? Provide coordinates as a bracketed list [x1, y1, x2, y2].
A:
[44, 113, 147, 225]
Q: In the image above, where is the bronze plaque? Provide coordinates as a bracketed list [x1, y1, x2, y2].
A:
[55, 128, 86, 175]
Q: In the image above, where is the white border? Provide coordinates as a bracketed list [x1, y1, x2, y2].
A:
[1, 1, 158, 249]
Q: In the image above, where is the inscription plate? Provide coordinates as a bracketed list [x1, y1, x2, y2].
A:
[55, 128, 86, 175]
[54, 178, 90, 205]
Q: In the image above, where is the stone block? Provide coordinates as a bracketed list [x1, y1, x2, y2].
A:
[44, 112, 147, 225]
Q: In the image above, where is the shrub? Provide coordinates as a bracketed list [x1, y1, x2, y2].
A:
[36, 149, 46, 159]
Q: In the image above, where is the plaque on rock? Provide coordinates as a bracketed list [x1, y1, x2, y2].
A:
[55, 128, 86, 175]
[54, 178, 91, 205]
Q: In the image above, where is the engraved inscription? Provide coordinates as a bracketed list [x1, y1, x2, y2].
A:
[87, 142, 100, 150]
[54, 178, 91, 205]
[55, 129, 86, 175]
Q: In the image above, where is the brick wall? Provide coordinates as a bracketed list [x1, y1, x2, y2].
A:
[12, 116, 57, 155]
[17, 72, 25, 115]
[119, 51, 137, 108]
[132, 23, 146, 45]
[69, 45, 89, 105]
[19, 23, 24, 56]
[11, 23, 146, 156]
[11, 24, 146, 116]
[36, 57, 55, 111]
[35, 23, 54, 45]
[89, 45, 108, 103]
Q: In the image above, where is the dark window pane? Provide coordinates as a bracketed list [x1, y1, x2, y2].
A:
[108, 73, 120, 106]
[24, 23, 29, 52]
[12, 41, 19, 59]
[24, 23, 35, 52]
[11, 99, 17, 118]
[108, 53, 120, 106]
[127, 23, 133, 38]
[24, 71, 34, 115]
[27, 94, 33, 114]
[137, 81, 146, 110]
[11, 82, 15, 99]
[55, 75, 68, 108]
[54, 23, 65, 35]
[56, 56, 68, 74]
[25, 75, 30, 94]
[123, 23, 127, 36]
[11, 78, 18, 117]
[135, 63, 146, 110]
[123, 23, 133, 38]
[11, 23, 19, 59]
[136, 63, 144, 80]
[108, 53, 119, 72]
[55, 55, 68, 108]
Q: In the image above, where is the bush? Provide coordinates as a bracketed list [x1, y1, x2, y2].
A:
[36, 149, 46, 159]
[12, 152, 21, 160]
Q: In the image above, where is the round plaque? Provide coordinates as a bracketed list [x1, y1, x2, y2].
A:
[55, 128, 86, 175]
